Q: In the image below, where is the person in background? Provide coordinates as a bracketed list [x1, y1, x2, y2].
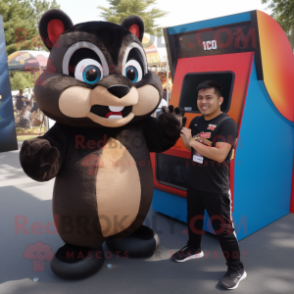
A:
[30, 93, 40, 124]
[15, 90, 30, 115]
[15, 89, 25, 115]
[163, 88, 167, 101]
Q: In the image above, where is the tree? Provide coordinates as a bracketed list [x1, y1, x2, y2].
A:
[9, 71, 35, 91]
[29, 0, 60, 50]
[1, 0, 37, 56]
[262, 0, 294, 52]
[1, 0, 61, 55]
[98, 0, 168, 36]
[1, 0, 37, 91]
[30, 0, 60, 28]
[0, 0, 60, 90]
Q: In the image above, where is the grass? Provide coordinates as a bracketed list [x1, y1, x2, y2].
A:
[17, 135, 39, 141]
[16, 126, 46, 141]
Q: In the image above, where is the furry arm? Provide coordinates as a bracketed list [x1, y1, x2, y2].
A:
[20, 123, 68, 181]
[141, 106, 186, 153]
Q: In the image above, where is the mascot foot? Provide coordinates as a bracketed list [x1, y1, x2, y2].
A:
[106, 225, 160, 258]
[51, 243, 104, 279]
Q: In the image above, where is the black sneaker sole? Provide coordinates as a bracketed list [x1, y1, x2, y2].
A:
[173, 251, 204, 263]
[220, 271, 247, 290]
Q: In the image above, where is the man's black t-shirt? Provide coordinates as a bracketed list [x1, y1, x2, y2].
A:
[188, 112, 237, 193]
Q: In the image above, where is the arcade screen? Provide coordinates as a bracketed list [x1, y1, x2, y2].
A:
[179, 72, 234, 113]
[173, 22, 256, 59]
[156, 154, 189, 191]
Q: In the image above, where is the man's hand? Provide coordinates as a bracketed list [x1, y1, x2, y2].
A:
[180, 127, 192, 151]
[158, 105, 187, 136]
[181, 127, 192, 140]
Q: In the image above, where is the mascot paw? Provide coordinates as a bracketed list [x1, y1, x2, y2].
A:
[159, 105, 187, 136]
[106, 225, 160, 258]
[51, 244, 104, 279]
[20, 139, 60, 181]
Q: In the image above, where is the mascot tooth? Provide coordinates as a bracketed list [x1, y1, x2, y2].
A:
[20, 9, 186, 279]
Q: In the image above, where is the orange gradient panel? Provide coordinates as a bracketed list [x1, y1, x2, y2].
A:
[169, 52, 254, 152]
[257, 11, 294, 122]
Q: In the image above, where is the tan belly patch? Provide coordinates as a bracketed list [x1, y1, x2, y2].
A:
[96, 138, 141, 237]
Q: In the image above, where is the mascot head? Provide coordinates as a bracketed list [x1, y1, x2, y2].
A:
[35, 9, 163, 128]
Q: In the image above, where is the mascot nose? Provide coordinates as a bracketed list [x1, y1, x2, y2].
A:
[107, 85, 130, 98]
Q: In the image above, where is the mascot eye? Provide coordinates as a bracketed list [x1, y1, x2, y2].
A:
[123, 60, 142, 83]
[75, 59, 103, 84]
[83, 65, 101, 84]
[126, 66, 139, 82]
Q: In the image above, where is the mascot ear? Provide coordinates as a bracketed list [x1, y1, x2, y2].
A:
[121, 16, 144, 42]
[39, 9, 73, 50]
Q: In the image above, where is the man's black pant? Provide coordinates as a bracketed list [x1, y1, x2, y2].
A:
[187, 184, 244, 268]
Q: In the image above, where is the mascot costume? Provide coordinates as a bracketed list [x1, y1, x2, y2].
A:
[20, 9, 186, 279]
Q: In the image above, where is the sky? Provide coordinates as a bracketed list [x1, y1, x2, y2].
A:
[54, 0, 272, 28]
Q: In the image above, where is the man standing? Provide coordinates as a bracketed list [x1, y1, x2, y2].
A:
[15, 90, 30, 115]
[172, 80, 246, 290]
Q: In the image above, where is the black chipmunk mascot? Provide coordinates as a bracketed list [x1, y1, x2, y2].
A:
[20, 9, 186, 279]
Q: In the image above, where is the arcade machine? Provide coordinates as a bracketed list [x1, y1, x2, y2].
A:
[0, 15, 17, 153]
[151, 10, 294, 240]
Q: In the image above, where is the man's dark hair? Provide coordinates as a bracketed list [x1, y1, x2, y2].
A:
[196, 80, 222, 98]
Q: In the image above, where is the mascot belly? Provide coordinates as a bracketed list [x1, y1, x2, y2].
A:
[20, 9, 186, 279]
[53, 127, 154, 247]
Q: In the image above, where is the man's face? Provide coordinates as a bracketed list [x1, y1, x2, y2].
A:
[197, 88, 223, 116]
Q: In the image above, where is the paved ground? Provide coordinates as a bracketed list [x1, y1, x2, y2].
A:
[1, 144, 294, 294]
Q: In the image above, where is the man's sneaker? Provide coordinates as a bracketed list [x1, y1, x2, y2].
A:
[171, 245, 204, 262]
[219, 267, 247, 290]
